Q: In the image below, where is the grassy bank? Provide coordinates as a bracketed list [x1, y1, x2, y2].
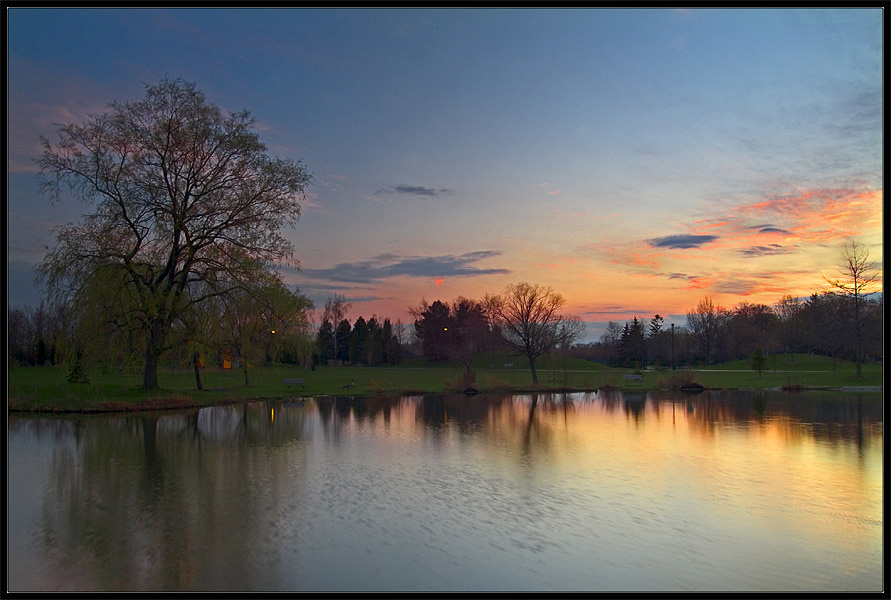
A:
[7, 352, 882, 413]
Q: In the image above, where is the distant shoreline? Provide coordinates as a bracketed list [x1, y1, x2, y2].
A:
[8, 384, 883, 416]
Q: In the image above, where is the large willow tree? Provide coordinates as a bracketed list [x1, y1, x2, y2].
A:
[37, 78, 311, 390]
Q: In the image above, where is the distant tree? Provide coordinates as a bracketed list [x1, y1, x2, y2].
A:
[618, 318, 646, 368]
[648, 315, 664, 338]
[799, 292, 849, 368]
[35, 78, 311, 390]
[322, 294, 352, 364]
[485, 282, 574, 385]
[600, 321, 623, 366]
[335, 319, 352, 364]
[448, 297, 491, 383]
[221, 280, 310, 386]
[366, 316, 384, 366]
[727, 302, 779, 360]
[316, 320, 335, 363]
[7, 308, 31, 366]
[555, 316, 586, 386]
[628, 317, 647, 368]
[410, 299, 452, 362]
[618, 322, 631, 367]
[35, 338, 47, 367]
[750, 346, 766, 377]
[381, 318, 402, 365]
[267, 289, 314, 366]
[825, 240, 881, 377]
[774, 295, 803, 362]
[686, 296, 729, 365]
[349, 317, 368, 365]
[861, 295, 883, 362]
[8, 302, 68, 367]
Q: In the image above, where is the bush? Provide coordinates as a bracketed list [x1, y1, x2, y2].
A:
[658, 370, 698, 390]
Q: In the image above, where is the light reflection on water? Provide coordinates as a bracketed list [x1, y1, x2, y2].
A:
[7, 391, 883, 592]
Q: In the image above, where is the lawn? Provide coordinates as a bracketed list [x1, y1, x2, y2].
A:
[7, 352, 882, 413]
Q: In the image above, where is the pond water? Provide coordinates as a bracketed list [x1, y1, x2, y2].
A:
[7, 391, 884, 593]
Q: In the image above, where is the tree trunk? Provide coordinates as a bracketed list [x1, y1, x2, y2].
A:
[142, 318, 166, 391]
[242, 362, 250, 387]
[528, 355, 539, 385]
[192, 349, 203, 391]
[143, 342, 160, 391]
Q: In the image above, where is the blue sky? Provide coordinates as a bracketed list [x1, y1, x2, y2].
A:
[7, 8, 884, 340]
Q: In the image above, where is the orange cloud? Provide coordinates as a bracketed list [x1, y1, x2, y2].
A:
[733, 187, 882, 244]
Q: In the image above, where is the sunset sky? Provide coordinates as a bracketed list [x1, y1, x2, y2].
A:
[7, 8, 883, 340]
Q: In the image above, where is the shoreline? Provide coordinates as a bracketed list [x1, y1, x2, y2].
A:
[8, 384, 883, 415]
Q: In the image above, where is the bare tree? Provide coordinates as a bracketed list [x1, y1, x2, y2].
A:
[825, 240, 881, 377]
[36, 78, 311, 390]
[686, 296, 729, 365]
[774, 294, 802, 363]
[449, 297, 491, 387]
[485, 282, 574, 385]
[322, 294, 352, 364]
[556, 315, 586, 387]
[600, 320, 623, 366]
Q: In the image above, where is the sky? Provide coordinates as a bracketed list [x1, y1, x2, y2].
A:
[6, 7, 884, 341]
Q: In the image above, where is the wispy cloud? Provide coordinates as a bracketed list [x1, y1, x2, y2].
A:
[300, 250, 510, 284]
[668, 273, 696, 281]
[739, 244, 796, 258]
[647, 234, 718, 249]
[375, 184, 454, 198]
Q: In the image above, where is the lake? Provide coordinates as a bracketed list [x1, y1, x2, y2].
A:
[7, 390, 883, 592]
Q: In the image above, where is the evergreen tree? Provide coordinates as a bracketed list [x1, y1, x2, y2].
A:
[618, 322, 632, 367]
[629, 317, 647, 368]
[366, 317, 384, 365]
[316, 320, 334, 363]
[412, 299, 452, 362]
[381, 319, 393, 364]
[335, 319, 352, 364]
[349, 317, 368, 364]
[750, 346, 766, 377]
[648, 315, 663, 338]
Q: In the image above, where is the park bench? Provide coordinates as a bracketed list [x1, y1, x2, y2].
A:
[283, 378, 305, 389]
[623, 374, 643, 382]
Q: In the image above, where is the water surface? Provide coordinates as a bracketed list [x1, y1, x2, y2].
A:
[7, 391, 883, 592]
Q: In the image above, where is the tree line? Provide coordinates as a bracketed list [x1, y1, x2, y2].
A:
[578, 241, 883, 376]
[310, 284, 586, 387]
[584, 288, 882, 372]
[7, 280, 316, 389]
[307, 242, 882, 381]
[311, 293, 405, 367]
[10, 78, 883, 390]
[10, 245, 882, 388]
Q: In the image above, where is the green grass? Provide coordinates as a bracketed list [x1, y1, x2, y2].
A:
[7, 352, 882, 413]
[690, 353, 884, 390]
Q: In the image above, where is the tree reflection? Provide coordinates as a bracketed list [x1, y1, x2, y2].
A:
[7, 390, 881, 591]
[13, 405, 313, 591]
